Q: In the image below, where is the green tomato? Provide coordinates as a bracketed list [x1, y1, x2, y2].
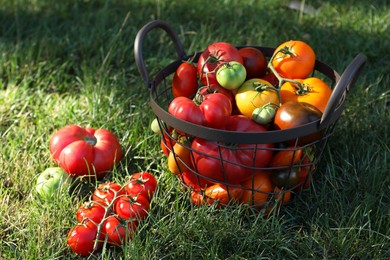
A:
[35, 167, 71, 200]
[150, 118, 161, 134]
[252, 105, 276, 125]
[216, 61, 246, 90]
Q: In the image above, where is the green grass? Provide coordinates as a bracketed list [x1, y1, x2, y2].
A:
[1, 0, 389, 259]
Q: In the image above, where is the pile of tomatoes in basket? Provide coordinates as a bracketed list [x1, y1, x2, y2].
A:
[157, 40, 333, 208]
[67, 172, 157, 256]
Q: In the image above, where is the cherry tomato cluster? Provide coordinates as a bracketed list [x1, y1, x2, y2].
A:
[49, 124, 122, 179]
[155, 40, 329, 208]
[67, 172, 157, 256]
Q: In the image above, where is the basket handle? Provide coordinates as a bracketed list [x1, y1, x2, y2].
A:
[320, 53, 367, 127]
[134, 20, 187, 88]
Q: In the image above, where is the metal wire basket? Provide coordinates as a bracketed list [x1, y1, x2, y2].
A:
[134, 20, 367, 209]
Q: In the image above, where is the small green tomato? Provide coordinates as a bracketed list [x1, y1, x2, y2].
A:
[252, 106, 276, 125]
[216, 61, 246, 90]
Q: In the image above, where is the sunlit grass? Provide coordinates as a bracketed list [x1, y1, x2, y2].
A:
[1, 0, 389, 259]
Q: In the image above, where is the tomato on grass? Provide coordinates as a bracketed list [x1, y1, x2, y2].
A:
[124, 172, 157, 201]
[67, 221, 104, 256]
[92, 182, 125, 206]
[102, 215, 138, 247]
[76, 201, 106, 224]
[115, 194, 150, 221]
[49, 125, 122, 179]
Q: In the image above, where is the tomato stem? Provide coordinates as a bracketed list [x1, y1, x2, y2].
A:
[84, 135, 97, 146]
[266, 49, 305, 91]
[92, 186, 127, 251]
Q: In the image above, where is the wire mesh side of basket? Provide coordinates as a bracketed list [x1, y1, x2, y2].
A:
[150, 46, 342, 208]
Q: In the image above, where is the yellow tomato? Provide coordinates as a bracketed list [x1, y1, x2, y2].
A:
[235, 78, 280, 118]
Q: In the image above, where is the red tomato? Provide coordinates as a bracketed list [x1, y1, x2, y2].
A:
[197, 42, 243, 86]
[191, 115, 274, 184]
[180, 171, 213, 191]
[67, 221, 104, 256]
[92, 182, 125, 206]
[168, 92, 232, 129]
[261, 72, 279, 87]
[238, 47, 267, 79]
[115, 194, 150, 221]
[102, 215, 137, 246]
[172, 61, 198, 98]
[124, 172, 157, 201]
[76, 201, 106, 224]
[197, 84, 235, 105]
[49, 125, 122, 179]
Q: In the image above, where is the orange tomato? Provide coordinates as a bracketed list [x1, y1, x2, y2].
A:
[272, 40, 316, 79]
[273, 187, 291, 205]
[191, 184, 244, 207]
[280, 77, 332, 113]
[240, 171, 274, 208]
[168, 141, 193, 175]
[269, 147, 303, 168]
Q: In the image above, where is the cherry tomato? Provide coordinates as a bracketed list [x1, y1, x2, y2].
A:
[235, 78, 280, 118]
[238, 47, 267, 79]
[168, 92, 232, 130]
[115, 194, 150, 221]
[240, 171, 273, 208]
[271, 40, 316, 79]
[172, 61, 198, 98]
[197, 42, 243, 86]
[280, 77, 332, 113]
[76, 201, 106, 224]
[273, 101, 322, 145]
[124, 172, 157, 201]
[102, 215, 137, 247]
[216, 61, 247, 90]
[92, 182, 125, 206]
[67, 221, 103, 256]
